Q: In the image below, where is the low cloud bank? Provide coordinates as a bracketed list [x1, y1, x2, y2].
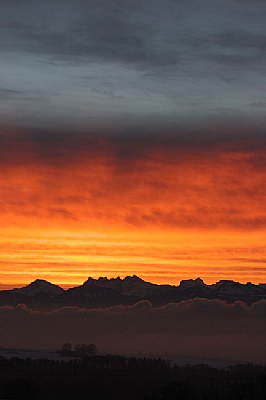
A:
[1, 299, 266, 362]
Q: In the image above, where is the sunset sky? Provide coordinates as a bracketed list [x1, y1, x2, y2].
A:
[1, 0, 266, 288]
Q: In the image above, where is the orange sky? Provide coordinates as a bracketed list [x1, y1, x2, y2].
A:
[1, 129, 266, 288]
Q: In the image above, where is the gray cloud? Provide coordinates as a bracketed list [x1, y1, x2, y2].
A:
[0, 88, 23, 99]
[2, 0, 266, 127]
[2, 0, 266, 67]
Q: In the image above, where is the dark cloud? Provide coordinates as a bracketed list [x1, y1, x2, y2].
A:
[0, 0, 195, 67]
[125, 209, 266, 230]
[0, 88, 22, 99]
[0, 125, 266, 167]
[214, 31, 266, 52]
[0, 88, 49, 104]
[249, 101, 266, 108]
[1, 0, 266, 68]
[2, 0, 266, 127]
[0, 0, 163, 65]
[0, 299, 266, 362]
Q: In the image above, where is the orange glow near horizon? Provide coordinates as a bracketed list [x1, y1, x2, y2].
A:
[1, 131, 266, 288]
[0, 227, 266, 289]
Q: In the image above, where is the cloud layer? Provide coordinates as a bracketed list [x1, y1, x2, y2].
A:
[0, 128, 265, 230]
[1, 0, 266, 126]
[1, 299, 266, 362]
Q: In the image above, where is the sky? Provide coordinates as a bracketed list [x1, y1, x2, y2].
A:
[1, 0, 266, 288]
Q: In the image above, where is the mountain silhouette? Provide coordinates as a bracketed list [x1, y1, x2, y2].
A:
[0, 276, 266, 310]
[17, 279, 64, 296]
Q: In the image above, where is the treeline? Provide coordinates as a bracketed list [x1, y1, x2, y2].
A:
[0, 355, 266, 399]
[57, 343, 97, 357]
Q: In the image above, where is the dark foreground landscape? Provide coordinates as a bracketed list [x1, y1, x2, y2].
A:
[0, 355, 266, 400]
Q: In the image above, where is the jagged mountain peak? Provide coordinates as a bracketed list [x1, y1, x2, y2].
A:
[179, 277, 206, 289]
[124, 275, 144, 282]
[214, 280, 240, 288]
[85, 275, 144, 284]
[85, 276, 107, 284]
[82, 274, 153, 298]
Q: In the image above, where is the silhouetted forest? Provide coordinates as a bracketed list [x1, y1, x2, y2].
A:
[57, 342, 97, 357]
[0, 355, 266, 399]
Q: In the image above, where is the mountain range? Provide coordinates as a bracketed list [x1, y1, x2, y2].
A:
[0, 276, 266, 310]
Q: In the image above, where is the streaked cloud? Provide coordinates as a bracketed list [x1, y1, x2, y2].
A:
[0, 129, 265, 230]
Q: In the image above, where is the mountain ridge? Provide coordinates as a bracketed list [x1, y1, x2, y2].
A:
[1, 276, 266, 310]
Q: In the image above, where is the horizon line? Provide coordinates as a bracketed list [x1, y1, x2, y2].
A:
[1, 275, 266, 291]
